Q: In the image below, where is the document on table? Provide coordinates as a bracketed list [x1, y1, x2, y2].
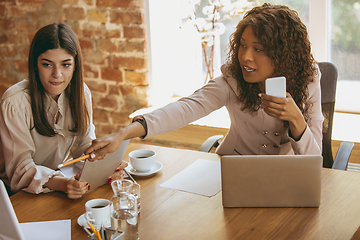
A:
[20, 219, 71, 240]
[160, 159, 221, 197]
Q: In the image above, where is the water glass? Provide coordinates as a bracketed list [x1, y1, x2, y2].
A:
[110, 179, 139, 240]
[130, 182, 141, 213]
[111, 179, 133, 195]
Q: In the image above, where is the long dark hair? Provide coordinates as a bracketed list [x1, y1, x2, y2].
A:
[226, 3, 316, 122]
[28, 22, 89, 137]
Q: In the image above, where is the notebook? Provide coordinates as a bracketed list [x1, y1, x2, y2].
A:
[61, 139, 130, 190]
[220, 155, 323, 208]
[0, 180, 71, 240]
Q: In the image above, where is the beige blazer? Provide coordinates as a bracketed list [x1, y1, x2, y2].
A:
[143, 65, 323, 156]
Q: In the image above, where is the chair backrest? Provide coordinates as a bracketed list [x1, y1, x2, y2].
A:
[318, 62, 338, 168]
[332, 141, 354, 170]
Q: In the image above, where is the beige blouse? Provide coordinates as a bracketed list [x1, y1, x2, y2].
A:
[143, 64, 323, 156]
[0, 79, 95, 194]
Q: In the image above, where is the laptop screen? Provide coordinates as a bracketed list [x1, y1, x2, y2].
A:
[220, 155, 322, 208]
[0, 180, 25, 240]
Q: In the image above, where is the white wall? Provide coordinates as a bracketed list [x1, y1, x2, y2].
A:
[145, 0, 204, 107]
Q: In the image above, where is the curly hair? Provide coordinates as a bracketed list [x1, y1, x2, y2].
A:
[226, 3, 316, 123]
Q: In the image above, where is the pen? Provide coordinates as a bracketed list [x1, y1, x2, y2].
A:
[101, 224, 105, 240]
[95, 229, 102, 240]
[87, 221, 96, 233]
[110, 232, 117, 240]
[81, 225, 92, 237]
[57, 154, 90, 168]
[87, 221, 102, 240]
[102, 224, 107, 240]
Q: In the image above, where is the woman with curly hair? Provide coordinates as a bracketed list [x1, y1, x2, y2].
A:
[85, 3, 323, 162]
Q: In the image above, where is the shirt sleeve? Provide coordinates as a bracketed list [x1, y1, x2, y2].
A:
[143, 77, 230, 138]
[0, 98, 64, 194]
[289, 65, 324, 155]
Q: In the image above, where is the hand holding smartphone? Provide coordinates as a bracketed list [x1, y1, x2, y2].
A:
[265, 76, 286, 98]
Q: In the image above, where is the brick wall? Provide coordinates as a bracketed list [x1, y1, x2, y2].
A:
[0, 0, 148, 137]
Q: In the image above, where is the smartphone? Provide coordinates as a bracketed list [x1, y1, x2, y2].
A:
[265, 76, 286, 98]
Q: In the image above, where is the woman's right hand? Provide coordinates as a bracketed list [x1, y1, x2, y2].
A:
[84, 120, 147, 161]
[84, 130, 125, 161]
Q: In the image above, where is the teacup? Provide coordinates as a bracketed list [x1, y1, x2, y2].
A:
[129, 149, 156, 172]
[85, 198, 111, 227]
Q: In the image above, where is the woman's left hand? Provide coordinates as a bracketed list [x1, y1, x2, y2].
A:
[66, 172, 89, 199]
[260, 92, 307, 140]
[107, 161, 129, 183]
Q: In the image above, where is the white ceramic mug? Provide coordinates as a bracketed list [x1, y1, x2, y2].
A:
[129, 149, 156, 172]
[85, 198, 111, 227]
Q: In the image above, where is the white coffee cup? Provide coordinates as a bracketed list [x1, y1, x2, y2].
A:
[129, 149, 156, 172]
[85, 198, 111, 227]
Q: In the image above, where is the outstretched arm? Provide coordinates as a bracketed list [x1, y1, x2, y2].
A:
[84, 121, 146, 161]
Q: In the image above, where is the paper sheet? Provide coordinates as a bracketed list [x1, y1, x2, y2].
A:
[160, 159, 221, 197]
[19, 219, 71, 240]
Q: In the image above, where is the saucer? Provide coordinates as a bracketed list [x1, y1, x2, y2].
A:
[126, 161, 163, 176]
[77, 213, 111, 229]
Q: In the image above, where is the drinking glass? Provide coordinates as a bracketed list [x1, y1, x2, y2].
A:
[110, 179, 139, 240]
[130, 182, 141, 213]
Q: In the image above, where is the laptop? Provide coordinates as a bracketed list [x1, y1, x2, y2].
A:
[220, 155, 323, 208]
[0, 180, 71, 240]
[0, 180, 25, 240]
[61, 140, 130, 190]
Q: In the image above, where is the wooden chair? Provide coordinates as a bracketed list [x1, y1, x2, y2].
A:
[199, 62, 354, 170]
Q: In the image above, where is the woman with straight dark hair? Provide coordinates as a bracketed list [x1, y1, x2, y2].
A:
[27, 22, 89, 137]
[85, 3, 323, 165]
[0, 23, 126, 199]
